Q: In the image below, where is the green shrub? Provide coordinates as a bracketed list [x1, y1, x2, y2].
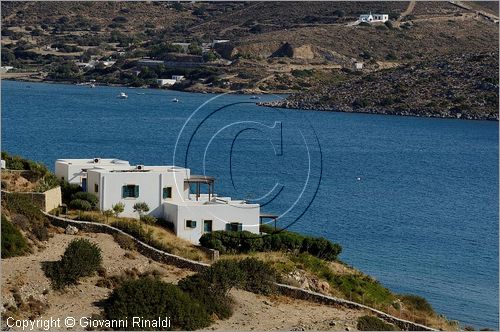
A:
[72, 192, 98, 209]
[401, 294, 433, 313]
[111, 220, 147, 240]
[1, 214, 30, 258]
[237, 257, 277, 294]
[69, 199, 92, 211]
[178, 273, 233, 319]
[357, 315, 397, 331]
[178, 258, 277, 319]
[35, 173, 60, 192]
[201, 227, 342, 261]
[45, 238, 102, 289]
[78, 213, 103, 223]
[60, 181, 82, 205]
[2, 193, 49, 241]
[140, 214, 157, 225]
[105, 277, 212, 330]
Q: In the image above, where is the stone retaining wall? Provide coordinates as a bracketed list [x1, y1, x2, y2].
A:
[45, 213, 210, 273]
[45, 213, 435, 331]
[2, 186, 62, 212]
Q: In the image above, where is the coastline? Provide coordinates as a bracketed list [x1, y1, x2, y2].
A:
[1, 76, 283, 96]
[260, 99, 500, 121]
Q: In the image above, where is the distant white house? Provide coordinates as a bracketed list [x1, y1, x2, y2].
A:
[0, 66, 14, 72]
[172, 42, 191, 53]
[157, 78, 177, 86]
[1, 159, 6, 169]
[359, 13, 389, 23]
[212, 39, 230, 46]
[354, 62, 364, 70]
[172, 75, 185, 81]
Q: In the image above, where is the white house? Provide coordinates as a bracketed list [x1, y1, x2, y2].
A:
[55, 158, 130, 189]
[359, 13, 389, 23]
[157, 79, 177, 87]
[58, 159, 263, 243]
[172, 75, 185, 81]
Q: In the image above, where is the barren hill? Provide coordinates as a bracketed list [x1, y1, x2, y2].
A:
[265, 52, 499, 120]
[1, 1, 498, 118]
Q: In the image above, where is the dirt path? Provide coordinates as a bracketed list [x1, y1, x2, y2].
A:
[208, 290, 366, 331]
[400, 0, 416, 19]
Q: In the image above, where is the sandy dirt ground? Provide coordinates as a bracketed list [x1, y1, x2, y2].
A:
[1, 231, 365, 331]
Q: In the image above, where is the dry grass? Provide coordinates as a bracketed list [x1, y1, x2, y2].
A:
[64, 210, 210, 263]
[1, 171, 38, 192]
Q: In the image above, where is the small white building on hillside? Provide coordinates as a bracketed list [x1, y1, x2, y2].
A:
[359, 13, 389, 23]
[172, 75, 185, 81]
[55, 158, 130, 189]
[157, 78, 177, 87]
[56, 158, 262, 244]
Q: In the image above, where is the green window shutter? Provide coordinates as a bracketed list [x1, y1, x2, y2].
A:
[134, 185, 139, 198]
[237, 223, 243, 231]
[225, 223, 231, 231]
[122, 185, 127, 198]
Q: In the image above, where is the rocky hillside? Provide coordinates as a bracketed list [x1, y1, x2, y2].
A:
[264, 52, 499, 120]
[1, 1, 498, 114]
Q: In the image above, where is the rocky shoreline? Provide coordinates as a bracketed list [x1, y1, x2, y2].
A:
[261, 99, 499, 121]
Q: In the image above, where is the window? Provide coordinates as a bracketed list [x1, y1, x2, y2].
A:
[122, 185, 139, 198]
[94, 183, 98, 193]
[61, 176, 64, 181]
[163, 187, 172, 199]
[225, 222, 242, 232]
[203, 220, 212, 233]
[186, 220, 197, 228]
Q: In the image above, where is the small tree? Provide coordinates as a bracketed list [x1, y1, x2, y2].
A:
[103, 209, 114, 223]
[133, 202, 149, 219]
[112, 202, 125, 217]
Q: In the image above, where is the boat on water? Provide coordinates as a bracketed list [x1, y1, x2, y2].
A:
[250, 95, 261, 100]
[118, 92, 128, 99]
[90, 84, 96, 88]
[172, 98, 179, 103]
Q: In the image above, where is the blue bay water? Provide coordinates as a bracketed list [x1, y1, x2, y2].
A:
[1, 80, 498, 329]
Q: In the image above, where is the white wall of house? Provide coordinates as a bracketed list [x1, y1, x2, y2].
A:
[163, 201, 260, 244]
[87, 167, 191, 217]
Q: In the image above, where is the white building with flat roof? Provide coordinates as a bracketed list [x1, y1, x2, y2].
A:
[55, 158, 130, 189]
[57, 158, 262, 243]
[359, 13, 389, 23]
[157, 78, 177, 86]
